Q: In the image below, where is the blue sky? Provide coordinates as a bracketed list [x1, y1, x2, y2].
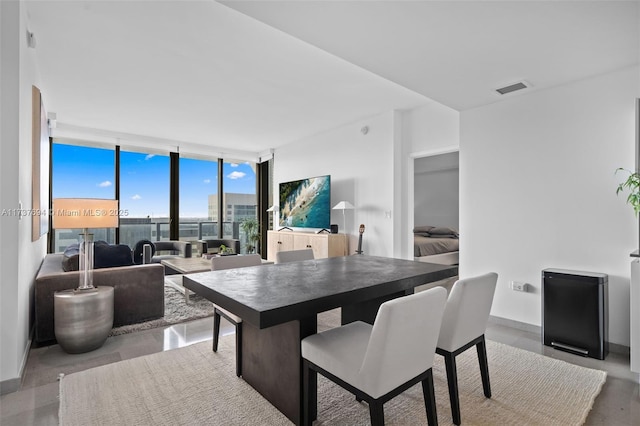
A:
[52, 144, 256, 218]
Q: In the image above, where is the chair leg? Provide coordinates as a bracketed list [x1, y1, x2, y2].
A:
[302, 361, 316, 426]
[421, 369, 438, 426]
[476, 335, 491, 398]
[235, 322, 242, 377]
[443, 351, 461, 425]
[212, 311, 221, 352]
[368, 400, 385, 426]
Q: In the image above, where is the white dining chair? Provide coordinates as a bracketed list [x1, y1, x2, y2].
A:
[436, 272, 498, 425]
[210, 254, 262, 377]
[301, 286, 447, 426]
[275, 248, 314, 264]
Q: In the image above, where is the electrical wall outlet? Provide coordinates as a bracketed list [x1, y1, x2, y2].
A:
[509, 281, 528, 292]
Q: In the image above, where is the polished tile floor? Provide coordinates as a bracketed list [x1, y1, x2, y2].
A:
[1, 317, 638, 425]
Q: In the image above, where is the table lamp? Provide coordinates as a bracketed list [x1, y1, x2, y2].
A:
[332, 201, 354, 234]
[52, 198, 119, 290]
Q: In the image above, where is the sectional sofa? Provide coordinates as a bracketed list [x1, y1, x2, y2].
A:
[34, 252, 165, 344]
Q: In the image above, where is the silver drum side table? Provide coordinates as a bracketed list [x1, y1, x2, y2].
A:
[54, 286, 114, 353]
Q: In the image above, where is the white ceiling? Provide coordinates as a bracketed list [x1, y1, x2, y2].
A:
[224, 0, 639, 111]
[26, 1, 639, 156]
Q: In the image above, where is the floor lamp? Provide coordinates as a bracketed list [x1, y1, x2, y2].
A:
[52, 198, 119, 353]
[332, 201, 354, 234]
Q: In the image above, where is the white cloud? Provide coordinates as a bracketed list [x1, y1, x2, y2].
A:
[203, 179, 211, 184]
[131, 194, 142, 200]
[227, 171, 245, 180]
[229, 163, 239, 167]
[97, 180, 112, 187]
[145, 154, 155, 160]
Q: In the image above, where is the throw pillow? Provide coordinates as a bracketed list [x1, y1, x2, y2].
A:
[94, 243, 135, 269]
[61, 244, 80, 272]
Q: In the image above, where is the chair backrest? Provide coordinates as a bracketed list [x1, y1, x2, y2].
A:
[154, 240, 192, 258]
[437, 272, 498, 352]
[358, 286, 447, 398]
[211, 254, 262, 271]
[275, 249, 315, 264]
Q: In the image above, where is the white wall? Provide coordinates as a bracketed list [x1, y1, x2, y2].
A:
[0, 1, 47, 390]
[402, 102, 461, 258]
[461, 66, 639, 346]
[274, 112, 396, 257]
[414, 152, 459, 229]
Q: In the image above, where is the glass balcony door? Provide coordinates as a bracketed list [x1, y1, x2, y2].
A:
[51, 143, 116, 252]
[179, 156, 219, 256]
[223, 160, 257, 253]
[118, 149, 170, 249]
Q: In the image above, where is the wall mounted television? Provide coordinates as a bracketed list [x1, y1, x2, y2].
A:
[279, 175, 331, 230]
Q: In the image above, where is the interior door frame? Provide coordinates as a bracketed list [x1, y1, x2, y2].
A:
[407, 146, 459, 259]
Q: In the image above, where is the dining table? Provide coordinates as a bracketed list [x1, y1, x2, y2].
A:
[183, 255, 458, 425]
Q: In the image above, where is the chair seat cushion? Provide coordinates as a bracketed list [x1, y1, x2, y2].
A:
[302, 321, 372, 390]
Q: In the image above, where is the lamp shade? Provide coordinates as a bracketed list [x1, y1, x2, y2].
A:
[332, 201, 355, 210]
[52, 198, 119, 229]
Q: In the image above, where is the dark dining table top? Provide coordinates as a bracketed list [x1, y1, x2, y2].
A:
[184, 255, 458, 329]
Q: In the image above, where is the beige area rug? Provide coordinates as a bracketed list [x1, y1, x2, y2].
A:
[108, 285, 215, 337]
[61, 314, 606, 426]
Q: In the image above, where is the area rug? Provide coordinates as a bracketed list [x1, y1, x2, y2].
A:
[59, 331, 606, 425]
[108, 285, 215, 337]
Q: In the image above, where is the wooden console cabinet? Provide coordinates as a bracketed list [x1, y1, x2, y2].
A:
[267, 230, 348, 261]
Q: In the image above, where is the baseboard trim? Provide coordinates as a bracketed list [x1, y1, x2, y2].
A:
[488, 315, 630, 356]
[0, 329, 34, 395]
[0, 377, 21, 395]
[488, 315, 541, 334]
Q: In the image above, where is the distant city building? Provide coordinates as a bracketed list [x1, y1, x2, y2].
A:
[208, 193, 257, 223]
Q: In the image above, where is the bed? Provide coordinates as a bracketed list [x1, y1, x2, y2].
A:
[413, 226, 459, 265]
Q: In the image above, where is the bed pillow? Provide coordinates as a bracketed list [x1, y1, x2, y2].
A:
[414, 232, 432, 237]
[413, 225, 434, 234]
[428, 227, 459, 238]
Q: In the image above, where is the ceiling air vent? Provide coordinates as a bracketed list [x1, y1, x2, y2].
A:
[495, 81, 529, 95]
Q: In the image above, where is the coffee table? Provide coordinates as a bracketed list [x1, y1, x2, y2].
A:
[160, 257, 210, 302]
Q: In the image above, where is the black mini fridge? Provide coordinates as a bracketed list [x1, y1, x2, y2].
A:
[542, 268, 608, 359]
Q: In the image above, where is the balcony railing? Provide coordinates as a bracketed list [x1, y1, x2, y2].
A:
[53, 219, 257, 256]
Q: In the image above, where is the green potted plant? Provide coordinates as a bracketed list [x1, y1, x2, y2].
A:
[616, 168, 640, 216]
[218, 244, 235, 255]
[241, 218, 261, 254]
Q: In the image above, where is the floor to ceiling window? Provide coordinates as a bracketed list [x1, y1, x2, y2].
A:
[51, 142, 116, 252]
[119, 149, 170, 248]
[179, 155, 219, 256]
[222, 159, 257, 253]
[50, 141, 265, 256]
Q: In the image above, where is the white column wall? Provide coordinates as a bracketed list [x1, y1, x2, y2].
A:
[402, 102, 461, 259]
[1, 1, 47, 390]
[460, 66, 639, 346]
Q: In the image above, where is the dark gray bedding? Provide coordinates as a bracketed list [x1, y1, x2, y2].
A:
[414, 235, 459, 257]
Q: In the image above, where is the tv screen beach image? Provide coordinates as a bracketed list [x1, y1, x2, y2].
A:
[279, 175, 330, 229]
